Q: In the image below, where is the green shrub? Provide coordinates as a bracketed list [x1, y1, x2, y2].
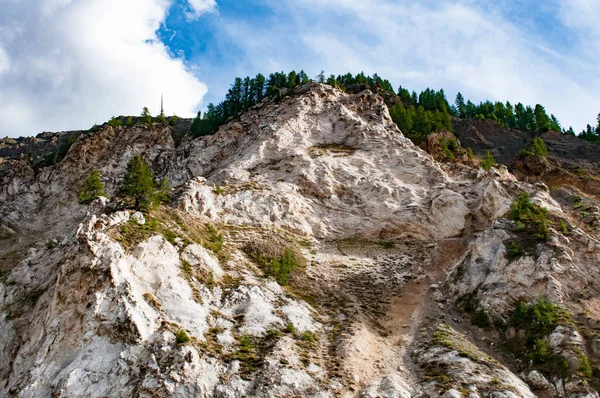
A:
[509, 192, 549, 240]
[107, 116, 122, 127]
[481, 150, 495, 171]
[300, 330, 318, 343]
[465, 147, 474, 159]
[508, 242, 522, 258]
[170, 115, 179, 126]
[511, 297, 572, 366]
[559, 220, 568, 234]
[258, 247, 300, 286]
[511, 297, 570, 336]
[156, 177, 172, 204]
[515, 220, 526, 232]
[578, 351, 593, 378]
[529, 337, 551, 364]
[439, 137, 458, 162]
[78, 170, 106, 203]
[531, 137, 548, 157]
[126, 116, 133, 126]
[283, 322, 296, 334]
[472, 308, 491, 328]
[181, 259, 192, 277]
[175, 329, 190, 344]
[214, 183, 224, 195]
[235, 334, 257, 363]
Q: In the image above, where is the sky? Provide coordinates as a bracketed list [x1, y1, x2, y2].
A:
[0, 0, 599, 138]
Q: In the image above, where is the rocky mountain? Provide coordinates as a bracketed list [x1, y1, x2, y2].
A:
[1, 82, 600, 397]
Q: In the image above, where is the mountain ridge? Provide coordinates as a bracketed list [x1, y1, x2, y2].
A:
[1, 82, 600, 397]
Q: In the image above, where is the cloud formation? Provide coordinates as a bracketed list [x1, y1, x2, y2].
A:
[0, 0, 207, 137]
[186, 0, 217, 19]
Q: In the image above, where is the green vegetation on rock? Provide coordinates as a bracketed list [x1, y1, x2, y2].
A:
[120, 155, 171, 211]
[481, 151, 496, 171]
[509, 192, 550, 240]
[78, 170, 106, 203]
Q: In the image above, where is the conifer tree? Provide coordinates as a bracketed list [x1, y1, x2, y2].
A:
[141, 107, 152, 124]
[317, 70, 325, 84]
[120, 156, 157, 211]
[79, 170, 106, 203]
[455, 92, 466, 118]
[534, 104, 550, 131]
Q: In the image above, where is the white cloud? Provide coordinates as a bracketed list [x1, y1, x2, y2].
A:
[0, 45, 9, 74]
[0, 0, 208, 137]
[186, 0, 217, 20]
[207, 0, 599, 131]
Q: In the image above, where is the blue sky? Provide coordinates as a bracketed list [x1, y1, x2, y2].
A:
[0, 0, 599, 137]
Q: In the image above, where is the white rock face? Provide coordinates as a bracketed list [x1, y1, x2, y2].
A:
[1, 83, 599, 397]
[173, 83, 511, 241]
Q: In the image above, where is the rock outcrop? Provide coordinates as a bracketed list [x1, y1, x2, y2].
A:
[1, 82, 600, 397]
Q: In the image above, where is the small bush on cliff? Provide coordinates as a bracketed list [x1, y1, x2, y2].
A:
[511, 297, 572, 366]
[79, 170, 106, 203]
[175, 329, 190, 344]
[531, 137, 548, 157]
[107, 116, 122, 127]
[511, 296, 570, 336]
[120, 156, 171, 211]
[481, 150, 495, 171]
[509, 192, 549, 240]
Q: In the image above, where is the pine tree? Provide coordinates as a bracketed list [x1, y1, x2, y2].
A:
[412, 106, 431, 136]
[455, 92, 466, 118]
[505, 102, 516, 128]
[79, 170, 106, 203]
[141, 107, 152, 124]
[254, 73, 266, 102]
[465, 100, 476, 119]
[317, 70, 325, 84]
[287, 71, 298, 88]
[389, 103, 413, 133]
[549, 115, 561, 132]
[120, 156, 157, 211]
[534, 104, 550, 131]
[411, 91, 418, 104]
[515, 103, 527, 130]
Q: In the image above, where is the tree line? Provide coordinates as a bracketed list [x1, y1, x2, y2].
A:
[189, 70, 599, 144]
[191, 71, 310, 136]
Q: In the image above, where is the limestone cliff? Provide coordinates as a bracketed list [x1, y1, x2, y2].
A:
[1, 83, 599, 397]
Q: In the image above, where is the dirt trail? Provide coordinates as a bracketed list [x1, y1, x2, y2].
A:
[384, 237, 471, 344]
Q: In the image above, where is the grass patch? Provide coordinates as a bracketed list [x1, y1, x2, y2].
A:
[175, 329, 190, 344]
[244, 242, 306, 286]
[283, 322, 296, 334]
[143, 292, 162, 311]
[205, 224, 224, 253]
[181, 259, 193, 278]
